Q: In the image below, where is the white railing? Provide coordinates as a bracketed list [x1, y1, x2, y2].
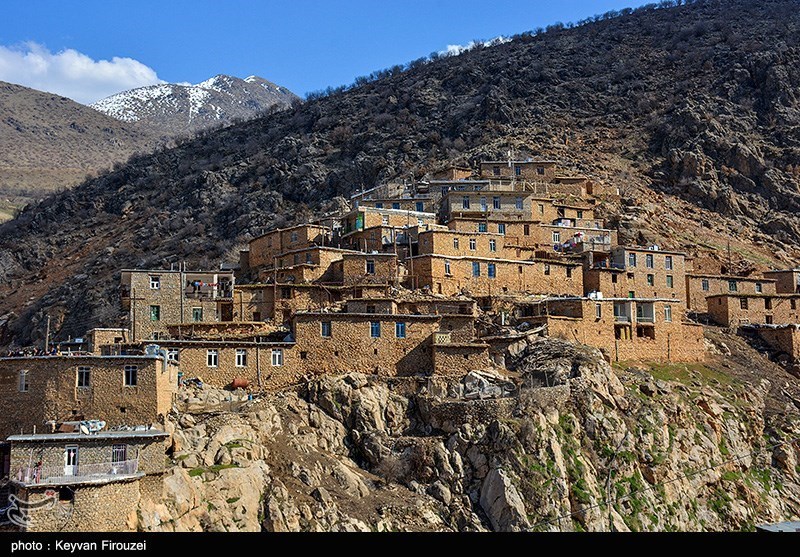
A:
[614, 315, 631, 323]
[13, 459, 139, 485]
[637, 316, 655, 323]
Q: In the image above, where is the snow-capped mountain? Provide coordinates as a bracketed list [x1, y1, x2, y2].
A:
[91, 75, 298, 136]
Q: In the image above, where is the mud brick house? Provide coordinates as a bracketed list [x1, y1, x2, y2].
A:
[408, 254, 583, 297]
[4, 428, 168, 532]
[0, 353, 176, 438]
[685, 274, 777, 313]
[584, 246, 687, 300]
[763, 269, 800, 294]
[521, 297, 704, 362]
[121, 269, 234, 342]
[706, 294, 800, 327]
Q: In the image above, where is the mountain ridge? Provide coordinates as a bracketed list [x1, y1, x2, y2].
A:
[90, 74, 299, 137]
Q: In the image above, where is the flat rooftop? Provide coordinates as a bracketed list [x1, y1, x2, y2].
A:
[9, 429, 169, 442]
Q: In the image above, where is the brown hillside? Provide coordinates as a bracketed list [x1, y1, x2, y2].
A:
[0, 0, 799, 346]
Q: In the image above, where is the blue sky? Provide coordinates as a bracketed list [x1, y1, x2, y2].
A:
[0, 0, 652, 103]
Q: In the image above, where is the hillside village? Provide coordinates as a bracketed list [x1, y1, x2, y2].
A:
[3, 155, 800, 530]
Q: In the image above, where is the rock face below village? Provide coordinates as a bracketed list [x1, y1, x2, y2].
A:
[135, 338, 800, 531]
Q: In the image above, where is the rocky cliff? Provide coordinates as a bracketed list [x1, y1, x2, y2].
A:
[134, 337, 800, 532]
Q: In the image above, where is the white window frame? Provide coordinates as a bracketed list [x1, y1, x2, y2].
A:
[192, 307, 203, 322]
[489, 239, 496, 252]
[149, 275, 160, 290]
[469, 238, 476, 251]
[235, 348, 247, 368]
[271, 348, 284, 367]
[207, 349, 219, 368]
[664, 305, 673, 323]
[124, 365, 138, 387]
[552, 231, 560, 244]
[77, 366, 91, 388]
[18, 370, 29, 392]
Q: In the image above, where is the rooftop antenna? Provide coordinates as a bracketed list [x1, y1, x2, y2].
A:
[727, 241, 732, 274]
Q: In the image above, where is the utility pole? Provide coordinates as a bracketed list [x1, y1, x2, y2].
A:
[44, 315, 50, 353]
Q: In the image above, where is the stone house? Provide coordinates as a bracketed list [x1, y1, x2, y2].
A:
[746, 324, 800, 363]
[685, 273, 776, 313]
[247, 224, 332, 273]
[763, 269, 800, 294]
[121, 269, 234, 342]
[584, 246, 687, 301]
[409, 254, 583, 297]
[522, 297, 704, 362]
[4, 428, 168, 532]
[354, 196, 436, 214]
[440, 190, 535, 222]
[706, 294, 800, 327]
[479, 160, 558, 181]
[0, 354, 176, 438]
[339, 207, 437, 236]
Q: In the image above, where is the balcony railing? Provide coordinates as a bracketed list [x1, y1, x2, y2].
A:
[184, 289, 233, 300]
[614, 315, 631, 323]
[637, 316, 655, 323]
[13, 459, 139, 486]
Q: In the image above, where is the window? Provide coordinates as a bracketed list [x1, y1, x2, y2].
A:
[552, 231, 560, 244]
[498, 223, 506, 235]
[646, 254, 654, 268]
[375, 202, 383, 209]
[489, 239, 496, 252]
[469, 238, 476, 251]
[647, 274, 654, 286]
[150, 305, 160, 321]
[366, 304, 376, 314]
[488, 263, 496, 278]
[755, 282, 763, 293]
[167, 349, 179, 363]
[280, 287, 291, 299]
[416, 201, 424, 212]
[792, 299, 797, 310]
[628, 253, 637, 267]
[472, 262, 481, 277]
[728, 280, 738, 292]
[124, 365, 138, 386]
[628, 291, 635, 299]
[395, 322, 406, 338]
[478, 222, 488, 233]
[381, 215, 389, 225]
[366, 259, 376, 275]
[492, 165, 500, 176]
[664, 305, 673, 322]
[740, 298, 749, 310]
[444, 260, 452, 275]
[611, 274, 618, 284]
[595, 304, 602, 319]
[538, 204, 544, 215]
[18, 370, 29, 392]
[537, 166, 545, 175]
[271, 348, 284, 367]
[462, 196, 470, 209]
[235, 348, 247, 368]
[523, 224, 530, 236]
[290, 231, 298, 242]
[207, 350, 218, 368]
[493, 196, 501, 209]
[515, 197, 523, 210]
[544, 264, 551, 276]
[665, 256, 673, 270]
[702, 279, 710, 291]
[192, 307, 203, 322]
[294, 254, 300, 265]
[765, 297, 772, 310]
[111, 444, 127, 464]
[306, 252, 313, 264]
[300, 351, 308, 360]
[453, 238, 459, 249]
[577, 210, 584, 219]
[766, 315, 774, 325]
[566, 267, 573, 278]
[77, 366, 90, 388]
[518, 266, 523, 274]
[514, 165, 522, 176]
[480, 197, 487, 211]
[666, 275, 674, 288]
[392, 202, 400, 210]
[149, 275, 160, 290]
[370, 321, 381, 338]
[321, 321, 332, 337]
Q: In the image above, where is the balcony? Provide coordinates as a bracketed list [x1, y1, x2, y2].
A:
[614, 315, 631, 323]
[183, 288, 233, 300]
[12, 459, 141, 487]
[636, 316, 655, 323]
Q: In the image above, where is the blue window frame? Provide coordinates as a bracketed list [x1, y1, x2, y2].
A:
[370, 321, 381, 338]
[395, 322, 406, 338]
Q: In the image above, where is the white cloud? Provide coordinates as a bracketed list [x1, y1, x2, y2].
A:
[0, 42, 164, 104]
[440, 36, 511, 57]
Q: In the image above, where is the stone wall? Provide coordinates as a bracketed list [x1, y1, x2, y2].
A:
[18, 479, 141, 532]
[752, 325, 800, 361]
[294, 313, 441, 377]
[685, 274, 776, 312]
[432, 344, 491, 375]
[707, 294, 800, 327]
[88, 329, 129, 354]
[248, 224, 330, 271]
[0, 356, 175, 437]
[478, 161, 557, 181]
[340, 253, 398, 286]
[411, 255, 583, 297]
[763, 270, 800, 294]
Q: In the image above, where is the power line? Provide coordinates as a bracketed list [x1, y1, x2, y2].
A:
[531, 433, 800, 530]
